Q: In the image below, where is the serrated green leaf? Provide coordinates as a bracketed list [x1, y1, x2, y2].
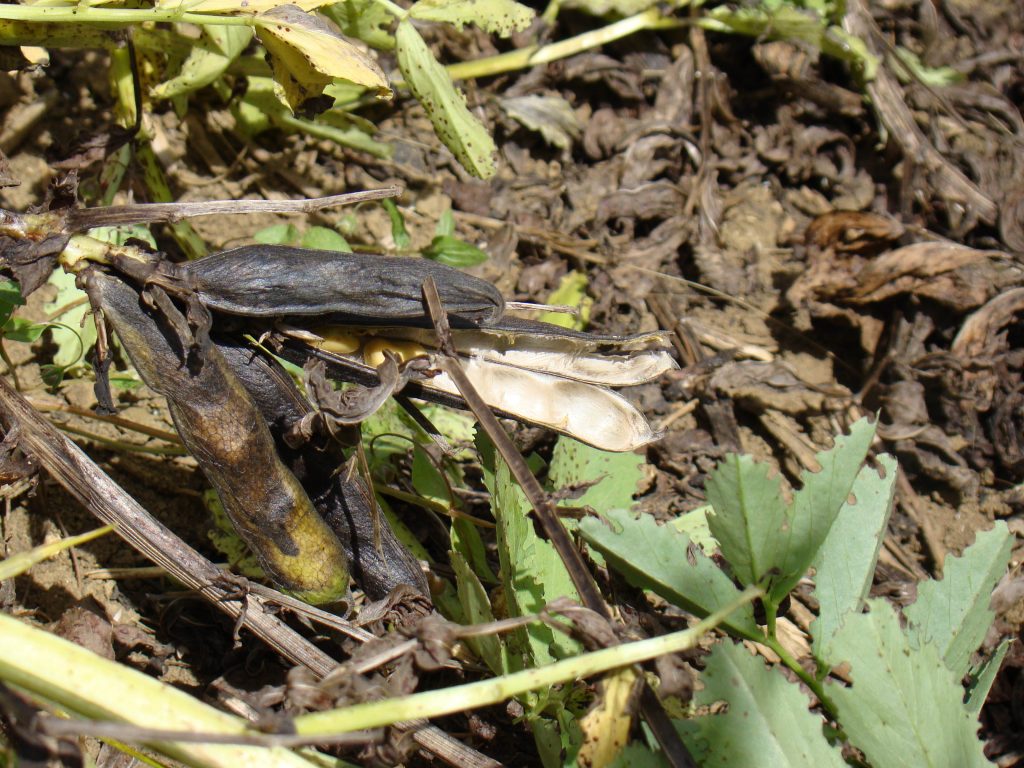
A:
[396, 19, 496, 179]
[539, 271, 591, 331]
[42, 269, 94, 371]
[609, 743, 669, 768]
[676, 642, 846, 767]
[579, 508, 760, 640]
[560, 0, 659, 17]
[408, 0, 533, 37]
[708, 419, 877, 607]
[812, 453, 897, 656]
[548, 436, 641, 513]
[668, 505, 718, 554]
[300, 226, 351, 252]
[904, 522, 1012, 679]
[825, 599, 990, 768]
[705, 454, 789, 591]
[253, 222, 300, 245]
[422, 234, 489, 267]
[381, 199, 412, 250]
[965, 639, 1010, 715]
[478, 433, 581, 665]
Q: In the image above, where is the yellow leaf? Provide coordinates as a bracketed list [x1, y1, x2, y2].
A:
[576, 667, 639, 768]
[254, 4, 391, 111]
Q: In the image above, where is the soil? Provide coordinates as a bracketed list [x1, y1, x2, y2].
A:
[1, 1, 1023, 766]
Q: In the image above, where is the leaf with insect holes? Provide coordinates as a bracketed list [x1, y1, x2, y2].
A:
[322, 0, 396, 51]
[151, 26, 252, 100]
[408, 0, 533, 37]
[396, 19, 496, 179]
[548, 436, 642, 514]
[706, 417, 876, 606]
[478, 433, 581, 665]
[255, 5, 391, 112]
[676, 641, 846, 767]
[904, 522, 1012, 679]
[579, 508, 760, 640]
[811, 453, 897, 657]
[824, 599, 989, 768]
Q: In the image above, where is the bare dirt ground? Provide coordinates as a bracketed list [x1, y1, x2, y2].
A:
[1, 0, 1023, 765]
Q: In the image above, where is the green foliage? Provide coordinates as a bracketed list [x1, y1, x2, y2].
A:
[825, 599, 990, 768]
[252, 222, 352, 251]
[582, 418, 1010, 766]
[422, 234, 489, 267]
[538, 271, 592, 331]
[395, 19, 498, 179]
[676, 642, 846, 767]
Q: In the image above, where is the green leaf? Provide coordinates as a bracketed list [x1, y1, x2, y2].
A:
[42, 269, 94, 371]
[579, 508, 760, 640]
[321, 0, 396, 51]
[539, 271, 591, 331]
[422, 234, 489, 267]
[408, 0, 534, 37]
[478, 433, 581, 666]
[2, 317, 48, 343]
[904, 522, 1012, 679]
[707, 418, 877, 607]
[548, 436, 642, 514]
[151, 26, 252, 100]
[0, 278, 25, 327]
[825, 599, 989, 768]
[395, 19, 496, 179]
[253, 223, 300, 245]
[811, 453, 897, 656]
[450, 548, 510, 675]
[382, 199, 412, 250]
[436, 207, 455, 237]
[300, 226, 351, 252]
[676, 642, 846, 767]
[965, 639, 1010, 715]
[668, 505, 718, 554]
[705, 454, 789, 591]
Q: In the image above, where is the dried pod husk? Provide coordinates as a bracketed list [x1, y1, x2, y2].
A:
[156, 246, 504, 326]
[278, 324, 672, 452]
[84, 270, 349, 605]
[214, 338, 429, 600]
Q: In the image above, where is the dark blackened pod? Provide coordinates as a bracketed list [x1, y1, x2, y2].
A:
[165, 246, 504, 326]
[214, 338, 429, 600]
[84, 270, 350, 605]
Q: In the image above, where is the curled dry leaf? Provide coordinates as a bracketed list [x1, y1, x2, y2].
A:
[952, 287, 1024, 360]
[254, 5, 391, 112]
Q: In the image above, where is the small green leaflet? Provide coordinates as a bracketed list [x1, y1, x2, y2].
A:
[254, 223, 301, 245]
[539, 271, 591, 331]
[301, 227, 351, 252]
[422, 235, 488, 267]
[408, 0, 533, 38]
[811, 453, 897, 656]
[676, 642, 846, 768]
[43, 268, 94, 372]
[824, 599, 990, 768]
[151, 26, 252, 100]
[0, 279, 25, 327]
[579, 509, 760, 640]
[396, 20, 496, 179]
[706, 418, 877, 606]
[904, 522, 1012, 679]
[382, 199, 412, 250]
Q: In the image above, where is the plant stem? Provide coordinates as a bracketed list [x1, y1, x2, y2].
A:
[0, 5, 259, 26]
[764, 635, 839, 717]
[444, 8, 687, 82]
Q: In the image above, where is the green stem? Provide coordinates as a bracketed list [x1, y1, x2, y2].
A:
[764, 635, 839, 718]
[368, 0, 408, 19]
[0, 5, 259, 26]
[444, 8, 687, 82]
